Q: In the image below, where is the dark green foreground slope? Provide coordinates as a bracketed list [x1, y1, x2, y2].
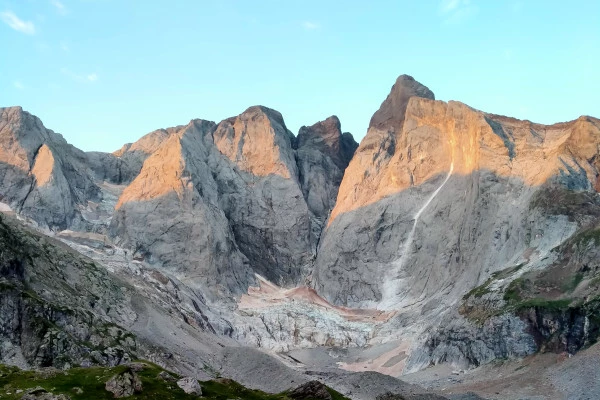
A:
[0, 362, 349, 400]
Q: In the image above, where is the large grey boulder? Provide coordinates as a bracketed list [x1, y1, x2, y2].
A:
[105, 369, 143, 397]
[176, 377, 202, 395]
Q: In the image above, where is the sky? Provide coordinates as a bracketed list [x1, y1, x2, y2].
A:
[1, 0, 599, 152]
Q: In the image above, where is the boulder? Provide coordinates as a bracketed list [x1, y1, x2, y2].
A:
[176, 377, 202, 396]
[157, 370, 177, 382]
[105, 370, 143, 398]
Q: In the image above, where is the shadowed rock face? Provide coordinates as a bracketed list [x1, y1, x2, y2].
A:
[296, 116, 358, 223]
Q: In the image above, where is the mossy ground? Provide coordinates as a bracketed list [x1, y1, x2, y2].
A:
[0, 362, 349, 400]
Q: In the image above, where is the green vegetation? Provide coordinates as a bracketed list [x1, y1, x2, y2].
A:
[572, 227, 600, 246]
[503, 277, 526, 303]
[0, 362, 349, 400]
[502, 276, 574, 312]
[462, 279, 493, 300]
[512, 298, 573, 312]
[562, 272, 584, 293]
[462, 264, 525, 301]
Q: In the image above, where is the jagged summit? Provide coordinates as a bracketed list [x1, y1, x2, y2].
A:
[369, 74, 435, 130]
[297, 115, 357, 170]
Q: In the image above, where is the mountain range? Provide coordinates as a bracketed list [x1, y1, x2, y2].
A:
[1, 75, 600, 399]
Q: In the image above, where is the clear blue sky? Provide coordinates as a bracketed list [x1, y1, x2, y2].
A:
[1, 0, 599, 152]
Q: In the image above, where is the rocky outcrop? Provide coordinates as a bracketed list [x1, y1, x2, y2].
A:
[176, 377, 203, 396]
[407, 314, 536, 372]
[211, 107, 314, 286]
[157, 370, 177, 382]
[0, 104, 358, 301]
[289, 380, 332, 400]
[108, 119, 254, 299]
[376, 393, 449, 400]
[105, 369, 143, 398]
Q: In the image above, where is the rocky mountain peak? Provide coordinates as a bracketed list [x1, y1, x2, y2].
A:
[297, 116, 357, 170]
[0, 106, 56, 171]
[213, 105, 297, 179]
[369, 74, 435, 131]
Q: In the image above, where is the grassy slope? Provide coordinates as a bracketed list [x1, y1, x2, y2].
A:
[0, 362, 349, 400]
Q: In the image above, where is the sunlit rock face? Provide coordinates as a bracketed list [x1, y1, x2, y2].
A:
[0, 104, 358, 301]
[109, 107, 358, 299]
[314, 75, 600, 309]
[0, 106, 100, 230]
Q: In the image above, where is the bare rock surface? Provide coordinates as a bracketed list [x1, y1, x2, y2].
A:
[176, 377, 202, 396]
[311, 74, 600, 373]
[109, 106, 357, 299]
[0, 106, 99, 230]
[105, 369, 143, 397]
[289, 380, 332, 400]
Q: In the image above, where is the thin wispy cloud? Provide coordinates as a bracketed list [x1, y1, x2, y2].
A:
[1, 11, 36, 35]
[13, 81, 24, 90]
[61, 68, 99, 83]
[60, 41, 70, 52]
[439, 0, 477, 24]
[50, 0, 68, 15]
[302, 21, 319, 30]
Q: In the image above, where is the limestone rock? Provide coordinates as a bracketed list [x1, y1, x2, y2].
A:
[4, 72, 600, 388]
[314, 75, 600, 309]
[0, 106, 100, 230]
[369, 74, 435, 131]
[289, 380, 332, 400]
[105, 369, 143, 398]
[213, 106, 297, 179]
[85, 151, 138, 185]
[212, 106, 314, 285]
[157, 370, 177, 382]
[109, 119, 255, 299]
[376, 392, 449, 400]
[296, 116, 357, 221]
[176, 377, 202, 396]
[110, 106, 330, 297]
